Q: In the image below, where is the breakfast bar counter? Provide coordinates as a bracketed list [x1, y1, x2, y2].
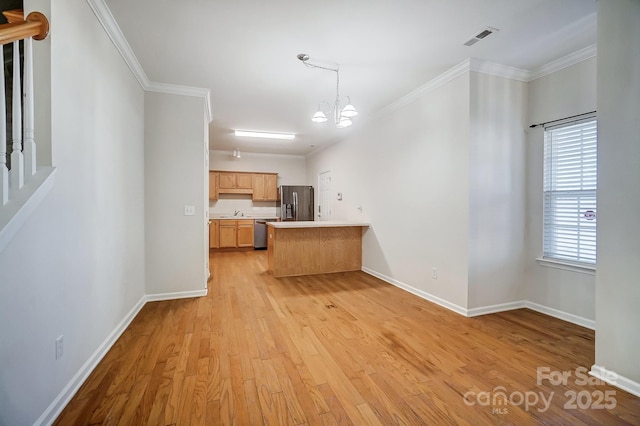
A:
[267, 221, 370, 277]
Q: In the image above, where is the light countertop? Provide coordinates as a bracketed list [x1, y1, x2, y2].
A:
[210, 216, 278, 220]
[267, 220, 370, 229]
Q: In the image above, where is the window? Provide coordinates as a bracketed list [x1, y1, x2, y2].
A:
[543, 117, 597, 265]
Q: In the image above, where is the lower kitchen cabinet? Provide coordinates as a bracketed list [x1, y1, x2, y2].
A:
[237, 219, 254, 247]
[215, 219, 254, 249]
[209, 220, 219, 249]
[219, 221, 238, 248]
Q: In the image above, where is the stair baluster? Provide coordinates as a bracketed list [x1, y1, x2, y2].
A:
[9, 39, 23, 191]
[23, 36, 35, 177]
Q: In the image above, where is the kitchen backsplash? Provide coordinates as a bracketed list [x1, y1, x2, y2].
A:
[209, 195, 277, 217]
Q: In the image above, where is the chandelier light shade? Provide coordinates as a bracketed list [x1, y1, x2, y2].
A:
[312, 109, 328, 123]
[297, 53, 358, 129]
[336, 116, 353, 128]
[340, 98, 358, 118]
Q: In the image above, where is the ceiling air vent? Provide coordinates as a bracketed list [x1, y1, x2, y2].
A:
[464, 27, 499, 46]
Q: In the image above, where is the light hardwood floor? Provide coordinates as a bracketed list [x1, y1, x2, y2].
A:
[55, 250, 640, 425]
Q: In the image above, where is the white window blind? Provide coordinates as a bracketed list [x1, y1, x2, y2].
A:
[543, 117, 597, 264]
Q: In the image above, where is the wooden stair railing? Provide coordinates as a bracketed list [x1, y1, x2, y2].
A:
[0, 10, 48, 43]
[0, 9, 49, 206]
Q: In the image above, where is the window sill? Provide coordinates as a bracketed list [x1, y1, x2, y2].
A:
[536, 257, 596, 275]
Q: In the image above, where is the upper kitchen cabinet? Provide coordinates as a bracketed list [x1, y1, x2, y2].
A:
[209, 172, 218, 200]
[218, 172, 254, 194]
[252, 173, 278, 201]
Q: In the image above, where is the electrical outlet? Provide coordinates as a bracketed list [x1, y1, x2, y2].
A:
[55, 335, 64, 360]
[431, 267, 438, 280]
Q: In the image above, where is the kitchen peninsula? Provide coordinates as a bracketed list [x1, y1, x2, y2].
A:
[267, 221, 370, 277]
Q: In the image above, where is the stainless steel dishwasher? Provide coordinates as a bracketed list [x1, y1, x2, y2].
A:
[254, 219, 276, 249]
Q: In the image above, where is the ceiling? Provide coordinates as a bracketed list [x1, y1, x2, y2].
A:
[104, 0, 596, 156]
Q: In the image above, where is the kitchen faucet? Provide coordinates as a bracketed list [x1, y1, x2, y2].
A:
[234, 210, 243, 217]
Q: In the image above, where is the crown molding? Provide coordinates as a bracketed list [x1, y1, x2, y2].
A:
[86, 0, 213, 122]
[370, 42, 596, 123]
[469, 58, 530, 82]
[86, 0, 150, 88]
[528, 44, 597, 82]
[370, 58, 472, 121]
[88, 0, 593, 128]
[146, 82, 213, 123]
[370, 57, 530, 121]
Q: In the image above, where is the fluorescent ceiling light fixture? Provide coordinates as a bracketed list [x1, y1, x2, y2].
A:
[234, 130, 295, 140]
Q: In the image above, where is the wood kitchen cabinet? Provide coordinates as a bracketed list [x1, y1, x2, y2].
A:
[212, 170, 278, 197]
[218, 172, 253, 194]
[252, 173, 278, 201]
[236, 219, 254, 247]
[209, 219, 219, 248]
[217, 219, 254, 248]
[209, 172, 218, 200]
[219, 221, 237, 248]
[218, 172, 234, 190]
[236, 174, 253, 189]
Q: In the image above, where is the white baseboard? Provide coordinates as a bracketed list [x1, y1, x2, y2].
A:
[34, 295, 147, 426]
[146, 288, 208, 302]
[523, 301, 595, 330]
[34, 288, 208, 425]
[466, 301, 527, 317]
[360, 267, 595, 330]
[590, 365, 640, 398]
[361, 267, 467, 316]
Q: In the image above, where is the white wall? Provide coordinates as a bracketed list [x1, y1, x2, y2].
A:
[467, 72, 527, 309]
[523, 58, 597, 320]
[209, 150, 307, 217]
[595, 0, 640, 384]
[307, 73, 471, 310]
[145, 92, 208, 295]
[0, 0, 146, 423]
[209, 149, 307, 184]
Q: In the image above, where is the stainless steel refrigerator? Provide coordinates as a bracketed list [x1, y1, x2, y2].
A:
[277, 186, 314, 221]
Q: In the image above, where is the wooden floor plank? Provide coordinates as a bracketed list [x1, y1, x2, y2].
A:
[53, 250, 640, 425]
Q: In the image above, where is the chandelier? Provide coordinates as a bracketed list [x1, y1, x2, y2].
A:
[297, 53, 358, 128]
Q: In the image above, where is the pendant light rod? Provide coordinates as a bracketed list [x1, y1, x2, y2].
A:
[297, 53, 338, 73]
